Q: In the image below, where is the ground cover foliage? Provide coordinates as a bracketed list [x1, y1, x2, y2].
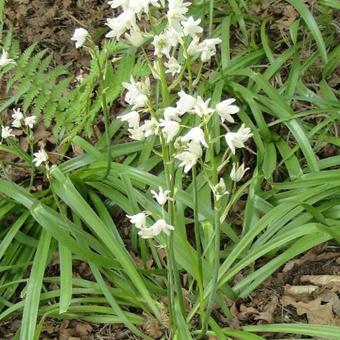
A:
[0, 0, 340, 339]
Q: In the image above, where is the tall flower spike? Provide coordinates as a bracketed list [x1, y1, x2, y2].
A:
[225, 124, 253, 154]
[150, 187, 171, 205]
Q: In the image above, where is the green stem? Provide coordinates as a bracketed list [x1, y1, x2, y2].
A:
[209, 0, 215, 35]
[160, 135, 185, 321]
[201, 124, 219, 337]
[192, 165, 205, 325]
[94, 48, 111, 179]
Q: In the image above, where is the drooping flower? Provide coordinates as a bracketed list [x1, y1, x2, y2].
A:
[141, 117, 159, 137]
[138, 219, 174, 238]
[182, 127, 208, 147]
[167, 0, 190, 31]
[24, 115, 37, 129]
[12, 108, 24, 128]
[128, 127, 145, 141]
[150, 186, 170, 205]
[159, 119, 180, 143]
[32, 148, 48, 166]
[230, 163, 249, 182]
[118, 111, 140, 129]
[175, 141, 202, 173]
[176, 91, 196, 115]
[124, 28, 144, 47]
[182, 16, 203, 37]
[193, 96, 214, 118]
[0, 49, 15, 67]
[152, 32, 173, 58]
[163, 107, 181, 122]
[71, 28, 89, 48]
[187, 36, 200, 56]
[198, 38, 222, 62]
[122, 76, 150, 109]
[127, 212, 149, 229]
[213, 178, 228, 201]
[105, 10, 136, 39]
[165, 57, 181, 76]
[1, 126, 14, 139]
[216, 98, 239, 123]
[225, 124, 253, 154]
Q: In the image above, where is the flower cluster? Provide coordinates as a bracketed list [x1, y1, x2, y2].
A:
[127, 187, 174, 239]
[1, 107, 48, 167]
[119, 86, 252, 175]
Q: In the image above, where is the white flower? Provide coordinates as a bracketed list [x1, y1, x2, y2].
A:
[216, 98, 239, 123]
[124, 28, 144, 47]
[176, 91, 196, 115]
[182, 16, 203, 37]
[163, 107, 181, 122]
[167, 0, 190, 31]
[32, 148, 48, 166]
[12, 108, 24, 128]
[71, 28, 89, 48]
[122, 76, 150, 109]
[152, 32, 172, 58]
[24, 115, 37, 129]
[230, 163, 249, 182]
[213, 178, 228, 201]
[175, 141, 202, 173]
[159, 119, 180, 143]
[106, 10, 136, 39]
[128, 127, 145, 141]
[108, 0, 129, 9]
[193, 96, 214, 118]
[118, 111, 140, 129]
[0, 49, 15, 67]
[127, 212, 148, 229]
[187, 36, 200, 56]
[225, 124, 253, 154]
[1, 126, 14, 139]
[138, 219, 174, 238]
[165, 57, 181, 76]
[198, 38, 222, 62]
[182, 127, 207, 147]
[150, 187, 170, 205]
[141, 117, 159, 138]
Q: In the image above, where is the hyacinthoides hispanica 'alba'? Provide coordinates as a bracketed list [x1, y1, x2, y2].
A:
[71, 0, 253, 336]
[0, 104, 47, 189]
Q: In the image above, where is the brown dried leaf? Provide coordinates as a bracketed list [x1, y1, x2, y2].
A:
[143, 315, 163, 339]
[282, 295, 335, 325]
